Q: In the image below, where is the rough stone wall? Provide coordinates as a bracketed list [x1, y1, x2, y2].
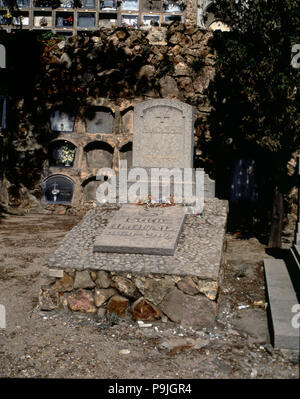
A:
[185, 0, 198, 25]
[1, 24, 215, 210]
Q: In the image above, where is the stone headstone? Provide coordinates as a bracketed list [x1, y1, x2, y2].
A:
[132, 99, 193, 169]
[93, 205, 186, 255]
[94, 99, 213, 256]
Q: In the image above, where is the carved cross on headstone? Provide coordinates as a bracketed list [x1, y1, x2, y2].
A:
[154, 115, 170, 131]
[155, 115, 169, 124]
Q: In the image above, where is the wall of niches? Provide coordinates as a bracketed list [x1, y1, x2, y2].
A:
[0, 25, 215, 210]
[44, 100, 135, 206]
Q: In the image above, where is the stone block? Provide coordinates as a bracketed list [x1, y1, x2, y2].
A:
[160, 288, 216, 328]
[38, 287, 59, 311]
[132, 99, 194, 169]
[93, 205, 186, 256]
[111, 276, 140, 299]
[68, 289, 96, 313]
[177, 276, 199, 296]
[74, 270, 96, 289]
[107, 295, 129, 317]
[52, 273, 74, 292]
[95, 288, 116, 307]
[134, 275, 175, 305]
[131, 297, 162, 321]
[48, 269, 64, 278]
[264, 258, 300, 350]
[95, 270, 111, 288]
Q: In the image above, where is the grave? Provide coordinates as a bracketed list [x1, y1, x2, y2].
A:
[49, 140, 76, 168]
[93, 99, 194, 256]
[42, 99, 228, 327]
[43, 175, 74, 204]
[130, 99, 214, 199]
[93, 205, 186, 255]
[50, 109, 75, 132]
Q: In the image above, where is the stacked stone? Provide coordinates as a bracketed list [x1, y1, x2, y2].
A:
[39, 198, 228, 328]
[40, 268, 217, 328]
[39, 24, 214, 113]
[1, 24, 216, 209]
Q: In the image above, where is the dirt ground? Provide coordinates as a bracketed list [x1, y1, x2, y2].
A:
[0, 211, 299, 379]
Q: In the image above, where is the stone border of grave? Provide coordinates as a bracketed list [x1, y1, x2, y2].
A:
[39, 198, 228, 328]
[263, 155, 300, 351]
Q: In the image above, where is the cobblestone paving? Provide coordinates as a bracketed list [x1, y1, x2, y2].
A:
[47, 199, 228, 280]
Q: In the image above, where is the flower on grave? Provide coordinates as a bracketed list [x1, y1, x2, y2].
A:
[58, 144, 75, 166]
[4, 11, 12, 19]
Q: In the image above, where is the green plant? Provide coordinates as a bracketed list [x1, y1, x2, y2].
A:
[206, 0, 300, 247]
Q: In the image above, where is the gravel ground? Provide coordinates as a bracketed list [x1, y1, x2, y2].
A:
[0, 211, 299, 379]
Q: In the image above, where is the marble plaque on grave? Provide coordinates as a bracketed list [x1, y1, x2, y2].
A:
[43, 175, 74, 204]
[93, 205, 186, 255]
[50, 110, 75, 132]
[133, 99, 194, 169]
[86, 110, 113, 133]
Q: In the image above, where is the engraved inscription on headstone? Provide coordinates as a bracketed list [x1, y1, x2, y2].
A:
[93, 205, 186, 255]
[133, 99, 194, 169]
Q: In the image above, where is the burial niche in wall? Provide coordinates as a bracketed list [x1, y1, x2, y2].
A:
[84, 141, 114, 169]
[49, 140, 76, 167]
[119, 142, 132, 170]
[43, 174, 74, 204]
[85, 107, 114, 134]
[50, 108, 76, 132]
[82, 176, 103, 203]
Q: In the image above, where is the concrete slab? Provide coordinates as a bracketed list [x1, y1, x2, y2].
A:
[46, 199, 228, 280]
[264, 258, 300, 351]
[93, 205, 186, 256]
